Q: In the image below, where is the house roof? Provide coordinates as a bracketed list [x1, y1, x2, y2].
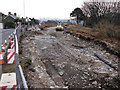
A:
[4, 14, 17, 20]
[0, 12, 6, 17]
[0, 12, 4, 15]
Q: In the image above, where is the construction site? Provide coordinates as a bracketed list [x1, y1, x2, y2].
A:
[0, 0, 120, 89]
[18, 25, 119, 89]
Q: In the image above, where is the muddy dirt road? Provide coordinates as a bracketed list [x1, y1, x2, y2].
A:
[21, 27, 118, 89]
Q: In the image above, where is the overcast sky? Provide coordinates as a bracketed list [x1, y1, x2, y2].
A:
[0, 0, 84, 19]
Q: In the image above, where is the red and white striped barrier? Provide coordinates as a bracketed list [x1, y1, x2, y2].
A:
[0, 85, 16, 90]
[11, 41, 15, 49]
[7, 49, 15, 64]
[0, 73, 16, 90]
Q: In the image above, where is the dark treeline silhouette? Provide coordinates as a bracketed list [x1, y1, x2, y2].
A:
[70, 8, 85, 24]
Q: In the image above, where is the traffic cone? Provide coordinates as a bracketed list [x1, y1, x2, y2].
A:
[1, 43, 5, 52]
[5, 38, 7, 45]
[11, 33, 13, 38]
[9, 34, 11, 40]
[0, 51, 5, 64]
[12, 37, 14, 41]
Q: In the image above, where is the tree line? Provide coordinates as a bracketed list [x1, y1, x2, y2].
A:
[70, 1, 120, 27]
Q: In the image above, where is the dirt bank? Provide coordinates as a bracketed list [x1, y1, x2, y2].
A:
[65, 25, 120, 58]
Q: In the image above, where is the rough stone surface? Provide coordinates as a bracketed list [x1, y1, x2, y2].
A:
[20, 27, 118, 89]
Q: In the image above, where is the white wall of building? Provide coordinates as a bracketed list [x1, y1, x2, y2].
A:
[0, 23, 3, 29]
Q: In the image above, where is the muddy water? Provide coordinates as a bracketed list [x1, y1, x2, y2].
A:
[21, 27, 118, 89]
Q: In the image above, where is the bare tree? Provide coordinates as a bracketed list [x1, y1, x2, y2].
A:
[82, 1, 120, 26]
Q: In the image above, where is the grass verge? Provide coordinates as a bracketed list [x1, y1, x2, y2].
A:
[19, 54, 32, 69]
[2, 64, 15, 73]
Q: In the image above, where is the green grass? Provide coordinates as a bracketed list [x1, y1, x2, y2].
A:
[19, 54, 32, 69]
[2, 54, 32, 73]
[2, 64, 15, 73]
[29, 68, 35, 72]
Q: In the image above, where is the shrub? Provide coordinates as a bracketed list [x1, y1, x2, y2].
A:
[93, 19, 120, 40]
[114, 26, 120, 41]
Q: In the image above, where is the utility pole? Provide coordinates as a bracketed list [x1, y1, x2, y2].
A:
[23, 0, 26, 29]
[23, 0, 25, 18]
[118, 1, 120, 13]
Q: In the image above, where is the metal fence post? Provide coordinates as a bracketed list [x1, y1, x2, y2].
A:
[14, 25, 28, 89]
[14, 33, 21, 89]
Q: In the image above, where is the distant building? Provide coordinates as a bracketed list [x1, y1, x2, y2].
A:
[3, 12, 17, 23]
[0, 12, 6, 29]
[70, 19, 76, 24]
[80, 20, 84, 25]
[0, 13, 2, 23]
[2, 12, 18, 29]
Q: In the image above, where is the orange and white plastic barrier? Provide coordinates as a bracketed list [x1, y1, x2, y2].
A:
[0, 51, 5, 64]
[0, 73, 16, 89]
[11, 41, 15, 49]
[7, 49, 15, 64]
[5, 38, 7, 45]
[1, 43, 5, 52]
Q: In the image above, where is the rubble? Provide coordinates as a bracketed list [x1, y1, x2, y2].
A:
[58, 70, 64, 76]
[92, 81, 97, 85]
[20, 27, 119, 89]
[93, 70, 109, 77]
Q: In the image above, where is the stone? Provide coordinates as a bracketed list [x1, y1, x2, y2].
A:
[50, 86, 54, 88]
[92, 81, 97, 85]
[59, 70, 64, 76]
[88, 68, 91, 70]
[93, 70, 109, 74]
